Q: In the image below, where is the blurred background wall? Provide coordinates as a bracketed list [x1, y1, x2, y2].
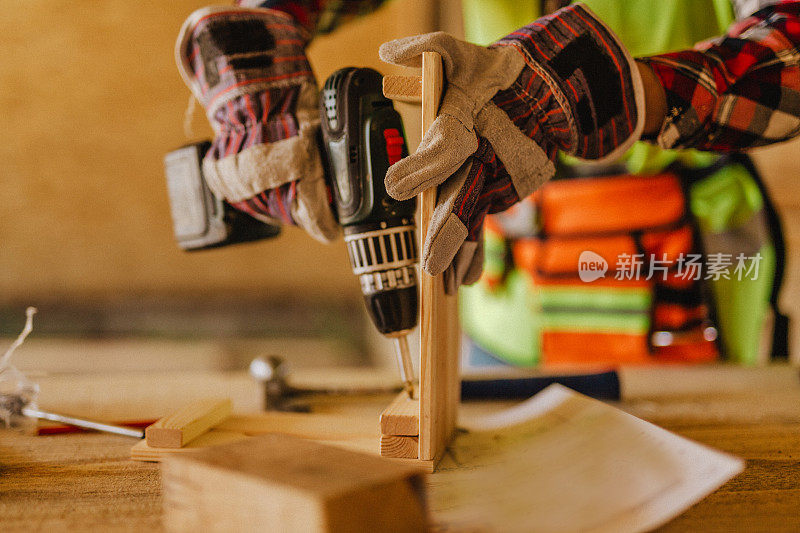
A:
[0, 1, 461, 362]
[0, 1, 797, 362]
[0, 0, 463, 369]
[0, 0, 450, 306]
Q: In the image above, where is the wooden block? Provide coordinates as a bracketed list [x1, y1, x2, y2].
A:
[134, 410, 379, 463]
[145, 398, 232, 448]
[380, 435, 419, 459]
[133, 429, 436, 471]
[132, 412, 436, 471]
[382, 75, 422, 103]
[417, 51, 460, 462]
[162, 435, 428, 533]
[380, 392, 419, 436]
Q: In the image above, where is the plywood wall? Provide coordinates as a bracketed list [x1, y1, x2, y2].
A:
[0, 0, 435, 305]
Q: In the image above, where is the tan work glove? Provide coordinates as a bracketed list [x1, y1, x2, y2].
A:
[380, 3, 645, 293]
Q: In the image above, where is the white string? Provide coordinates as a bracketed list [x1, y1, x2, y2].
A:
[1, 307, 37, 369]
[183, 93, 197, 139]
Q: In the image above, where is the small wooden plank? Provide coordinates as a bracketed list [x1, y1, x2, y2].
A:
[380, 392, 419, 436]
[134, 410, 380, 463]
[417, 51, 460, 462]
[162, 435, 428, 533]
[145, 398, 232, 448]
[380, 435, 419, 459]
[382, 75, 422, 103]
[133, 428, 436, 472]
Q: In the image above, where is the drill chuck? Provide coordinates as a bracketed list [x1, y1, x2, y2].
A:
[390, 334, 415, 397]
[343, 219, 418, 335]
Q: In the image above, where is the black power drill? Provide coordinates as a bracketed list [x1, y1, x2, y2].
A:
[319, 67, 418, 393]
[164, 67, 419, 393]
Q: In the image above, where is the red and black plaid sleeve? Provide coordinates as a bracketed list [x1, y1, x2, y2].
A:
[639, 1, 800, 151]
[236, 0, 389, 36]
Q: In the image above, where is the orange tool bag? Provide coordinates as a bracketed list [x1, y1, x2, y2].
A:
[464, 154, 787, 367]
[518, 170, 716, 365]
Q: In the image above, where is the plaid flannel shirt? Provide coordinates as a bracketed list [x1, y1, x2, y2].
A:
[228, 0, 800, 155]
[235, 0, 389, 35]
[640, 1, 800, 151]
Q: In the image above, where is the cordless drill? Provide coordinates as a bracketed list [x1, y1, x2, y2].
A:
[163, 67, 419, 394]
[319, 67, 418, 394]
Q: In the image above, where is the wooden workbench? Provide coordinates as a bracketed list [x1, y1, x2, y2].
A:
[1, 365, 800, 531]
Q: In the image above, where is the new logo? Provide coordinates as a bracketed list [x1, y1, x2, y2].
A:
[578, 251, 608, 282]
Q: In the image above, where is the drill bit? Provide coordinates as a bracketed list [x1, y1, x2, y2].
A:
[391, 334, 415, 398]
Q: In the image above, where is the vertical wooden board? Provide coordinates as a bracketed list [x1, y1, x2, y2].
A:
[417, 51, 460, 462]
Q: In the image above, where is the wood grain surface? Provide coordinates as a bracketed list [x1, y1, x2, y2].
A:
[162, 435, 428, 533]
[380, 435, 420, 459]
[382, 75, 423, 103]
[3, 366, 800, 531]
[0, 0, 438, 305]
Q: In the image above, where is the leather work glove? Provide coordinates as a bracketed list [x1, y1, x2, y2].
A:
[176, 6, 338, 243]
[379, 3, 645, 293]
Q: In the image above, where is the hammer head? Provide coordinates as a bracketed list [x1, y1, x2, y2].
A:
[249, 356, 308, 412]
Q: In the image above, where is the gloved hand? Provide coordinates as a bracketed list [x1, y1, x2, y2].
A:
[379, 3, 645, 292]
[176, 6, 338, 242]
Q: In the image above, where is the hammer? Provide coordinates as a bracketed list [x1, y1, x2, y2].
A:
[248, 356, 402, 412]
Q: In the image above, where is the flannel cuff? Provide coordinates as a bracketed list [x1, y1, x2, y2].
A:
[639, 2, 800, 152]
[638, 53, 717, 150]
